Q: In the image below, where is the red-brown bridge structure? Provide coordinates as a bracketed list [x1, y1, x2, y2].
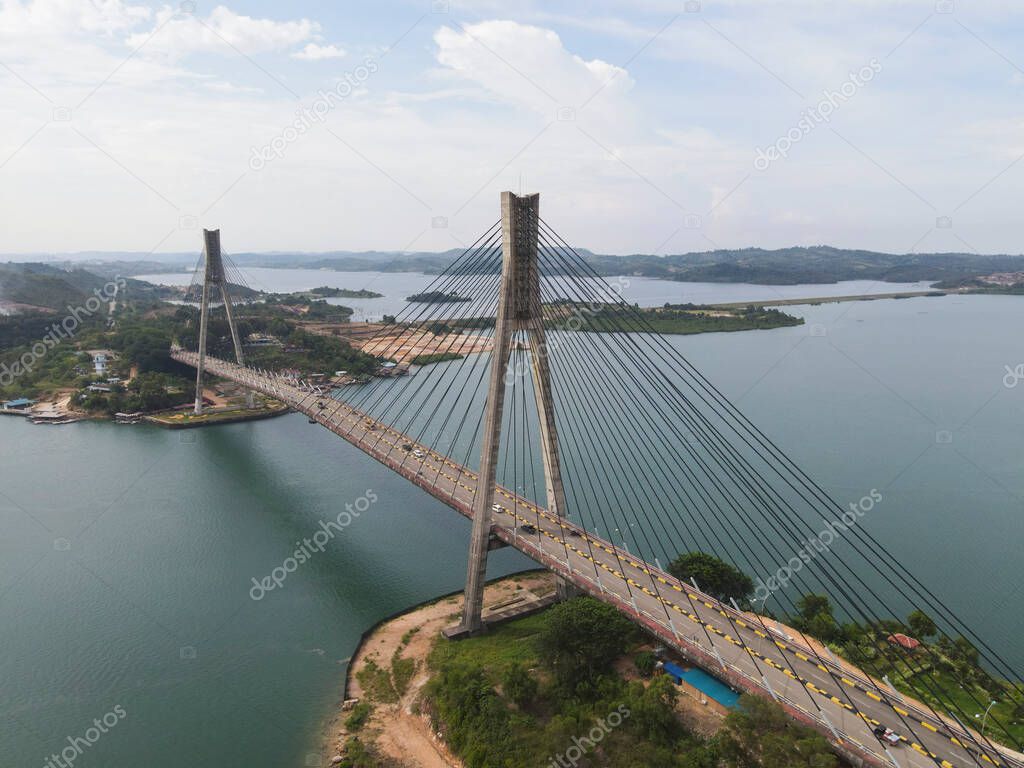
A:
[174, 192, 1024, 768]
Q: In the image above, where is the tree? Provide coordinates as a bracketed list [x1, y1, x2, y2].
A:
[626, 675, 681, 746]
[536, 597, 636, 690]
[907, 609, 937, 640]
[501, 662, 537, 706]
[668, 552, 754, 603]
[719, 695, 838, 768]
[634, 650, 657, 677]
[114, 326, 173, 372]
[794, 594, 843, 643]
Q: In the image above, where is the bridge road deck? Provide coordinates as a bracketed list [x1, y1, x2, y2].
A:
[173, 348, 1020, 768]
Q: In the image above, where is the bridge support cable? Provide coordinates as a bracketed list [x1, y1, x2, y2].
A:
[319, 228, 502, 450]
[340, 265, 499, 447]
[323, 221, 499, 417]
[533, 248, 861, 728]
[538, 223, 1017, 759]
[442, 192, 582, 634]
[535, 239, 942, 698]
[535, 243, 995, 765]
[355, 248, 503, 458]
[527, 234, 783, 696]
[540, 317, 772, 694]
[537, 232, 1003, 763]
[541, 236, 1016, 762]
[334, 226, 501, 417]
[541, 218, 1024, 708]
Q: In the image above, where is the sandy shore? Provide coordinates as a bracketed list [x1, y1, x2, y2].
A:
[320, 571, 555, 768]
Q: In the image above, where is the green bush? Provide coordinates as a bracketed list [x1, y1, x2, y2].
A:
[391, 652, 416, 697]
[668, 552, 754, 603]
[634, 650, 657, 677]
[344, 701, 372, 731]
[501, 662, 538, 706]
[536, 597, 637, 691]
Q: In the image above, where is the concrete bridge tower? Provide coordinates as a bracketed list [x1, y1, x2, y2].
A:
[456, 191, 571, 635]
[193, 229, 252, 414]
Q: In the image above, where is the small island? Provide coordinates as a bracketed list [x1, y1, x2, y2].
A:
[307, 286, 384, 299]
[547, 302, 805, 334]
[405, 291, 472, 304]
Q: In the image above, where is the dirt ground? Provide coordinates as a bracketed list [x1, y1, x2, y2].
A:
[322, 572, 555, 768]
[358, 328, 492, 365]
[30, 390, 87, 419]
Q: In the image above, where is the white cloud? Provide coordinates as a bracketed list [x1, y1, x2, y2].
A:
[0, 0, 150, 38]
[291, 42, 346, 61]
[434, 20, 632, 118]
[1, 1, 1024, 256]
[127, 5, 320, 61]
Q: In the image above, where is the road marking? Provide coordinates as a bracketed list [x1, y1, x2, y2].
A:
[185, 359, 999, 768]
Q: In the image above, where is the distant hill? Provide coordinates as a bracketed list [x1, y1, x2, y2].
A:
[0, 262, 164, 312]
[585, 246, 1024, 285]
[204, 245, 1024, 285]
[8, 245, 1024, 286]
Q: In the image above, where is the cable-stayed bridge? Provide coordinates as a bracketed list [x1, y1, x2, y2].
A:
[173, 192, 1024, 768]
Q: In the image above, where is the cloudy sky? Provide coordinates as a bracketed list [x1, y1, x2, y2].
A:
[1, 0, 1023, 257]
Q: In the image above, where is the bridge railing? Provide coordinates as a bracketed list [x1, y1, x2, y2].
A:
[172, 349, 1022, 768]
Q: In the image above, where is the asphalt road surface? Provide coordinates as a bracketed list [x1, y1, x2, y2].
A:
[175, 350, 1021, 768]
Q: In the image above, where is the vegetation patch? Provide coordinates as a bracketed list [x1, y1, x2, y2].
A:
[550, 302, 804, 335]
[406, 291, 472, 304]
[410, 351, 463, 365]
[391, 650, 417, 697]
[356, 658, 398, 705]
[344, 701, 372, 731]
[422, 596, 840, 768]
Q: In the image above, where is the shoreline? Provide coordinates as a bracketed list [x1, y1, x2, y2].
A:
[706, 288, 949, 309]
[143, 402, 290, 429]
[319, 569, 553, 768]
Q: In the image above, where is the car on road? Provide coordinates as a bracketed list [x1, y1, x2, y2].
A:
[568, 529, 581, 538]
[413, 449, 424, 459]
[519, 523, 537, 534]
[492, 503, 504, 513]
[873, 726, 901, 746]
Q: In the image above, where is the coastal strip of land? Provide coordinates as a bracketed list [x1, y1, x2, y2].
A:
[706, 289, 948, 309]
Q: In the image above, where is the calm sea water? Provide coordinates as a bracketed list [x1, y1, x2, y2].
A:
[135, 267, 935, 321]
[2, 276, 1022, 767]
